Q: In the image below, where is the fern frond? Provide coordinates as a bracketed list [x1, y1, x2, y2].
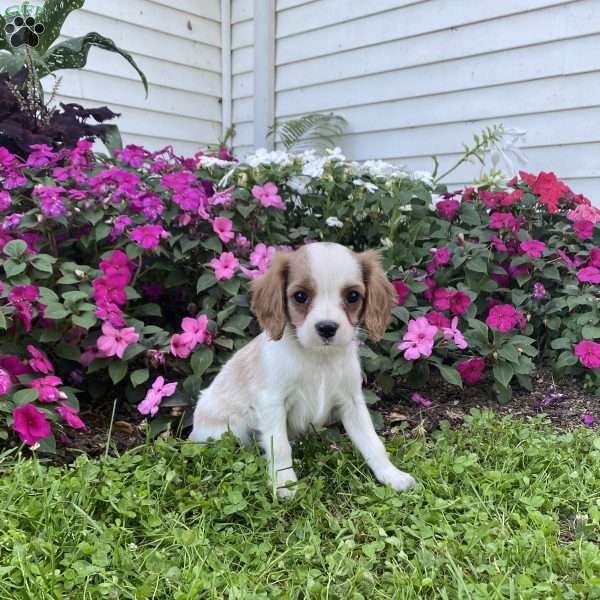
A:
[268, 112, 347, 152]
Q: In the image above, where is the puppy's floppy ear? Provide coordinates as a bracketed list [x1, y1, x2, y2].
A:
[358, 250, 396, 342]
[250, 252, 289, 340]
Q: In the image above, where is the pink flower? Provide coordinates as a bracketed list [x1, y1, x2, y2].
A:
[411, 392, 432, 407]
[485, 304, 524, 333]
[0, 368, 11, 395]
[457, 358, 485, 385]
[490, 236, 508, 253]
[432, 288, 452, 311]
[582, 414, 596, 428]
[212, 217, 235, 243]
[567, 204, 600, 223]
[556, 249, 575, 269]
[449, 291, 471, 316]
[533, 282, 546, 300]
[577, 266, 600, 284]
[588, 248, 600, 268]
[425, 311, 451, 329]
[574, 340, 600, 369]
[398, 317, 438, 360]
[427, 247, 452, 273]
[27, 345, 54, 374]
[96, 302, 126, 327]
[520, 240, 546, 259]
[12, 404, 51, 446]
[392, 280, 410, 305]
[210, 252, 239, 280]
[442, 317, 468, 349]
[0, 355, 30, 380]
[436, 199, 460, 220]
[29, 376, 64, 403]
[138, 376, 178, 417]
[250, 243, 276, 269]
[170, 333, 196, 359]
[130, 224, 170, 250]
[182, 314, 209, 346]
[573, 220, 594, 241]
[489, 212, 518, 232]
[56, 403, 87, 430]
[252, 182, 285, 210]
[97, 322, 139, 359]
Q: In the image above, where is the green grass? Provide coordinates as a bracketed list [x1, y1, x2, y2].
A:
[0, 410, 599, 599]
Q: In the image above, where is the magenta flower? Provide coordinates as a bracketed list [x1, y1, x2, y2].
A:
[130, 224, 170, 250]
[489, 212, 518, 232]
[27, 345, 54, 374]
[457, 358, 485, 385]
[9, 285, 39, 304]
[485, 304, 524, 333]
[411, 392, 432, 407]
[436, 199, 460, 220]
[398, 317, 438, 360]
[0, 355, 30, 380]
[138, 376, 178, 417]
[392, 280, 410, 305]
[56, 403, 87, 430]
[97, 322, 139, 359]
[181, 314, 209, 346]
[0, 191, 10, 211]
[29, 376, 64, 403]
[426, 311, 451, 329]
[532, 282, 546, 300]
[0, 368, 11, 395]
[442, 317, 468, 349]
[490, 236, 508, 252]
[556, 249, 575, 269]
[210, 252, 239, 280]
[574, 340, 600, 369]
[252, 182, 285, 210]
[111, 215, 133, 240]
[170, 333, 196, 359]
[12, 404, 51, 446]
[577, 267, 600, 284]
[573, 220, 594, 241]
[1, 213, 22, 230]
[212, 216, 235, 243]
[96, 302, 126, 327]
[432, 288, 452, 311]
[589, 248, 600, 268]
[582, 414, 596, 428]
[449, 291, 471, 316]
[520, 240, 546, 259]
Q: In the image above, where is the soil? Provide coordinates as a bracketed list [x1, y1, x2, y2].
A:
[4, 367, 597, 465]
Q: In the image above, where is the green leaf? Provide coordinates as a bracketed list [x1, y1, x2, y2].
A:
[202, 237, 222, 253]
[0, 13, 7, 52]
[109, 361, 128, 385]
[36, 434, 57, 454]
[102, 124, 123, 156]
[36, 0, 85, 53]
[13, 389, 38, 406]
[196, 272, 217, 293]
[363, 390, 381, 406]
[582, 326, 600, 340]
[130, 368, 150, 388]
[3, 239, 27, 258]
[43, 303, 70, 320]
[493, 362, 514, 389]
[191, 347, 214, 377]
[497, 344, 520, 364]
[556, 351, 578, 369]
[62, 290, 89, 304]
[551, 337, 572, 350]
[220, 278, 241, 296]
[3, 259, 26, 278]
[72, 312, 97, 330]
[437, 365, 463, 388]
[43, 32, 148, 95]
[223, 314, 253, 334]
[466, 257, 488, 274]
[0, 311, 6, 330]
[55, 343, 81, 362]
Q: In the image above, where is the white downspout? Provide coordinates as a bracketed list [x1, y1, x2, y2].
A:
[253, 0, 275, 150]
[220, 0, 232, 139]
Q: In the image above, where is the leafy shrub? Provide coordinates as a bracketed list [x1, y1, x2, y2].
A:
[0, 142, 599, 449]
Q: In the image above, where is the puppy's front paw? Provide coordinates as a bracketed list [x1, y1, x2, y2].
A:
[273, 467, 298, 499]
[377, 466, 416, 492]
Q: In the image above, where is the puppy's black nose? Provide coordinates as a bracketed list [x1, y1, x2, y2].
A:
[316, 320, 339, 339]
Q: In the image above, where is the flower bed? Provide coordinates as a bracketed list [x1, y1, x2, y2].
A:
[0, 142, 599, 449]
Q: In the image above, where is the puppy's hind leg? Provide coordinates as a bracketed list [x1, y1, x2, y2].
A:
[189, 392, 250, 445]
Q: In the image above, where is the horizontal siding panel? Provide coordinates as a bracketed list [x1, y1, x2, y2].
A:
[232, 0, 254, 23]
[82, 0, 220, 46]
[44, 70, 221, 121]
[335, 107, 600, 161]
[276, 0, 598, 90]
[234, 122, 254, 146]
[276, 34, 600, 117]
[233, 97, 253, 122]
[54, 95, 220, 144]
[232, 46, 253, 75]
[232, 19, 254, 48]
[233, 72, 254, 99]
[277, 0, 422, 38]
[120, 134, 203, 156]
[149, 0, 220, 21]
[61, 11, 221, 72]
[278, 72, 600, 135]
[276, 0, 574, 65]
[277, 0, 319, 11]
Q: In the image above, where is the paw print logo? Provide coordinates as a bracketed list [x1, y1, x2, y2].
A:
[4, 15, 45, 48]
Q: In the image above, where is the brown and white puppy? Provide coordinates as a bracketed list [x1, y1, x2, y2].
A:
[189, 242, 416, 497]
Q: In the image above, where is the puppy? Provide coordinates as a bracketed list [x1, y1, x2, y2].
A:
[189, 242, 416, 496]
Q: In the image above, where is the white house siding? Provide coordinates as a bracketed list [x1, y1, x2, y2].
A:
[274, 0, 600, 202]
[43, 0, 222, 156]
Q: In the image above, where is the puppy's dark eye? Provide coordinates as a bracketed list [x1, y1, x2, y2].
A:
[293, 291, 308, 304]
[346, 290, 360, 304]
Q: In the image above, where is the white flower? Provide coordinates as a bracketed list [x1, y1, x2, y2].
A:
[412, 170, 434, 185]
[325, 147, 346, 162]
[356, 160, 407, 179]
[326, 216, 343, 228]
[287, 176, 310, 195]
[302, 156, 327, 178]
[197, 156, 235, 168]
[352, 179, 379, 193]
[381, 237, 393, 249]
[485, 127, 528, 176]
[244, 148, 292, 168]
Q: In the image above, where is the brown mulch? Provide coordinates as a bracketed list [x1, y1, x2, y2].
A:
[380, 367, 599, 438]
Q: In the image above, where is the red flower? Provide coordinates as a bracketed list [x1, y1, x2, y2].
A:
[391, 280, 410, 305]
[425, 311, 450, 329]
[436, 199, 460, 220]
[486, 304, 524, 332]
[457, 358, 485, 385]
[573, 220, 594, 241]
[449, 291, 471, 316]
[520, 171, 570, 213]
